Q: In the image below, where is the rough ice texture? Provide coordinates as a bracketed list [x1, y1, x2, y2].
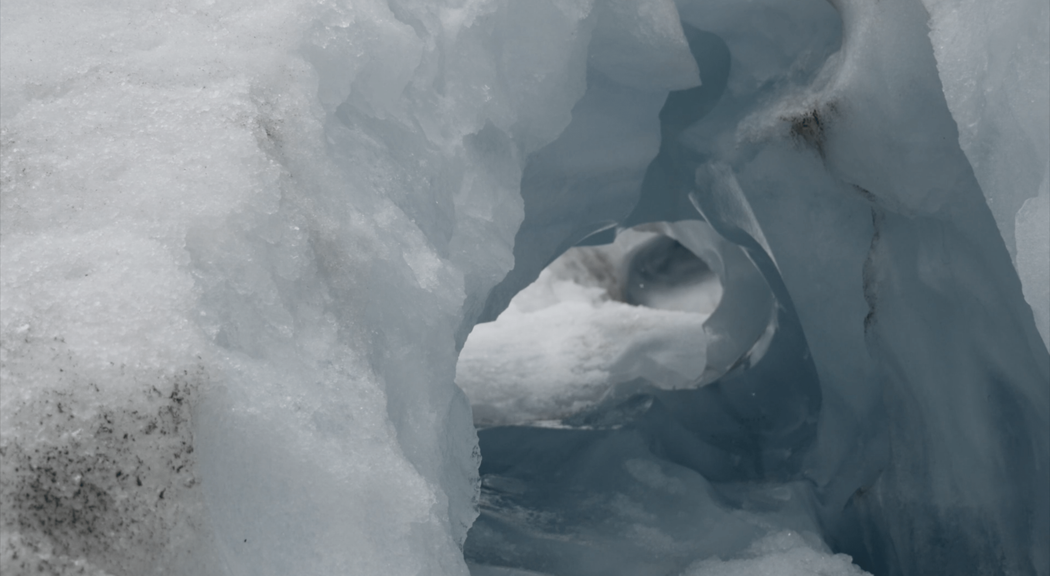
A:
[0, 0, 699, 574]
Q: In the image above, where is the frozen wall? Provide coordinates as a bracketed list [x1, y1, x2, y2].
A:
[668, 0, 1048, 574]
[671, 0, 1048, 574]
[922, 0, 1050, 349]
[0, 0, 697, 574]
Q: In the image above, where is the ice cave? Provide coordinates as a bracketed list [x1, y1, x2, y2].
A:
[0, 0, 1048, 575]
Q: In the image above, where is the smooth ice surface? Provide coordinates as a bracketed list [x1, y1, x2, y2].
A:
[922, 0, 1050, 349]
[1017, 182, 1050, 346]
[467, 417, 865, 576]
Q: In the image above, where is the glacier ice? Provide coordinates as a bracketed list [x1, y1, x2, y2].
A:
[1, 0, 603, 572]
[0, 0, 1047, 575]
[461, 0, 1049, 573]
[921, 0, 1050, 349]
[458, 226, 717, 427]
[458, 221, 781, 427]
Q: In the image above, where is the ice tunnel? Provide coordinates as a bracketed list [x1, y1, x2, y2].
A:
[0, 0, 1048, 575]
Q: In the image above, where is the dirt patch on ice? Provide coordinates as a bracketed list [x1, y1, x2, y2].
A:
[0, 339, 206, 575]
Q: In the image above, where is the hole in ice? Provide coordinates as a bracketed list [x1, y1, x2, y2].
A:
[458, 221, 823, 575]
[457, 221, 761, 429]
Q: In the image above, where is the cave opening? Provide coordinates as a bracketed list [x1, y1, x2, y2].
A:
[458, 219, 826, 575]
[456, 9, 838, 570]
[452, 0, 1050, 570]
